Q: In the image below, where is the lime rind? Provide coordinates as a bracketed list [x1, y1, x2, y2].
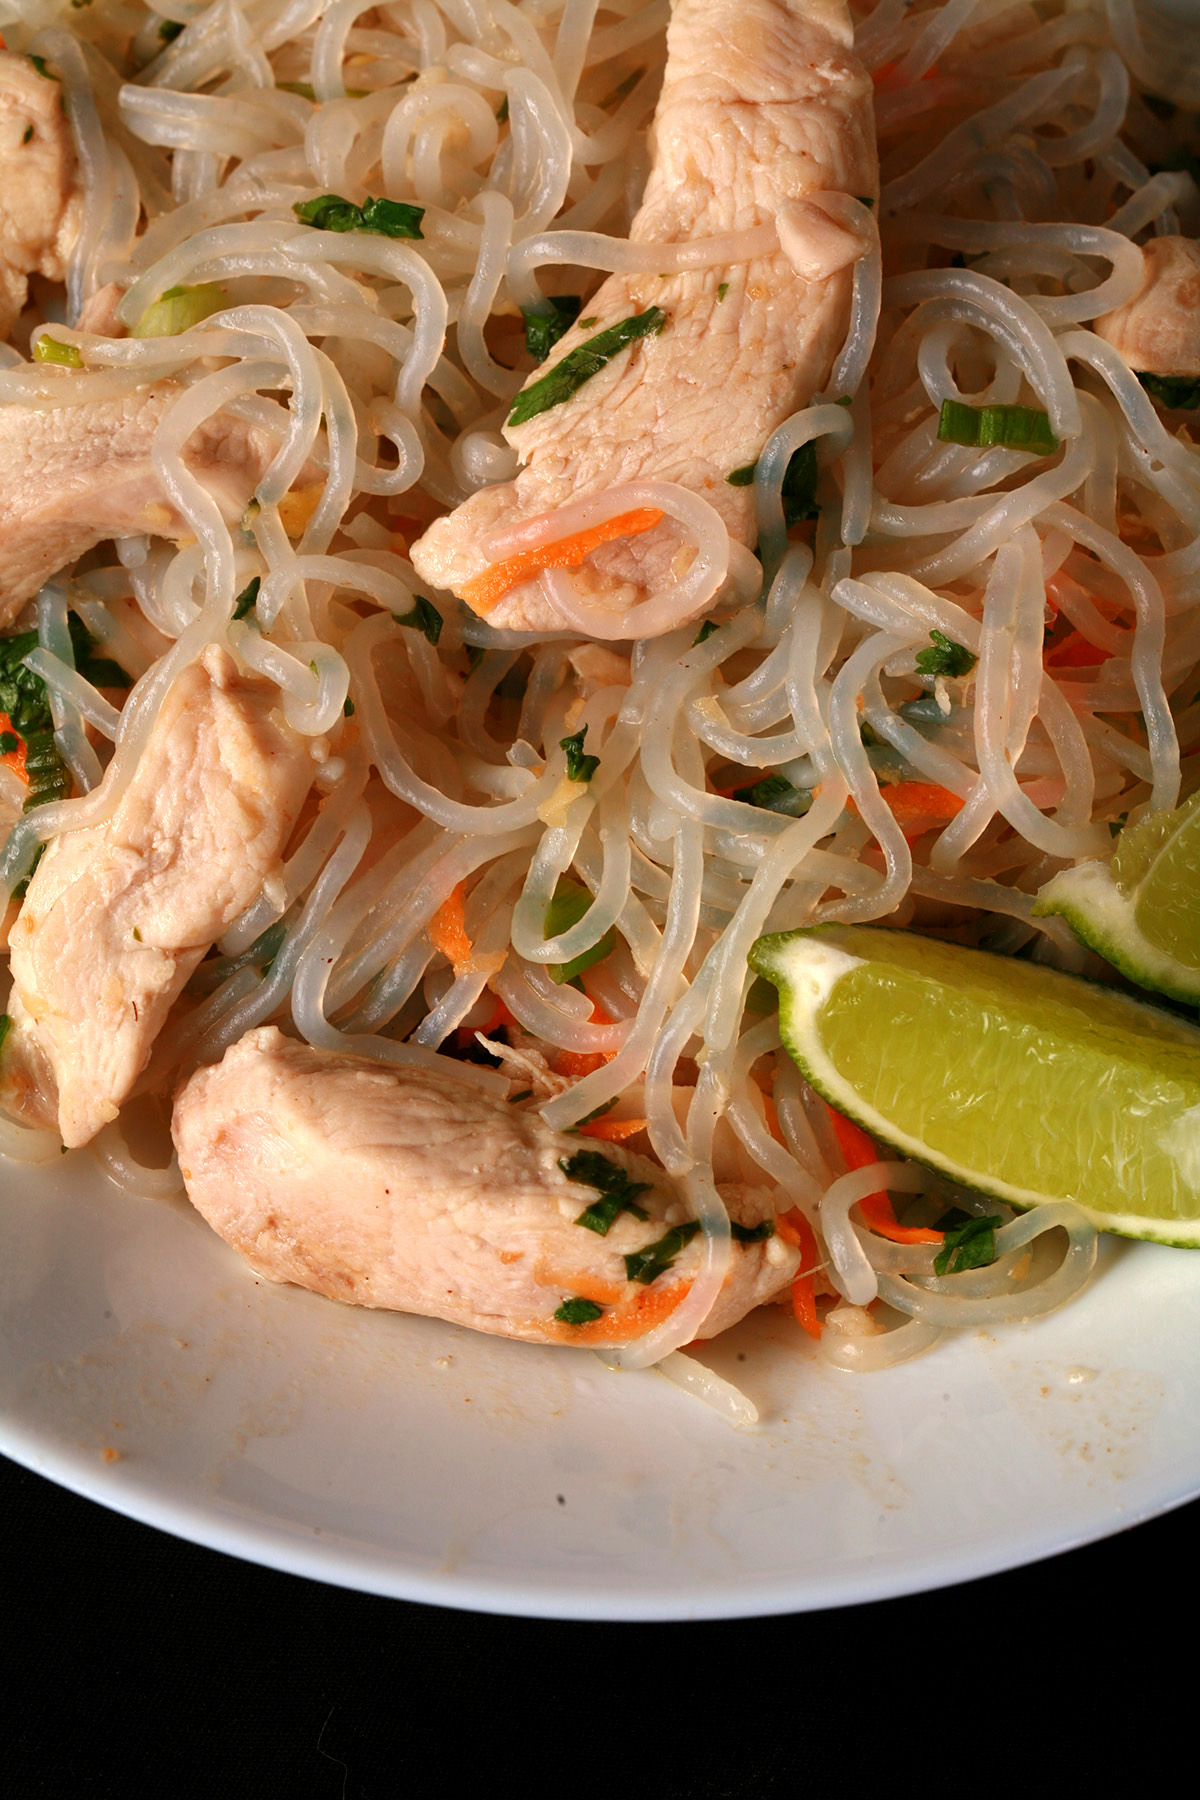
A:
[749, 926, 1200, 1249]
[1033, 859, 1200, 1006]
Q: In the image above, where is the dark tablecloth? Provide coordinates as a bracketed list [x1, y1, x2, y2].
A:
[5, 1450, 1192, 1795]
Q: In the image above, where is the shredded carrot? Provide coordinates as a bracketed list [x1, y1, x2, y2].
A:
[848, 780, 964, 843]
[555, 997, 620, 1080]
[460, 507, 664, 614]
[826, 1103, 944, 1246]
[0, 713, 27, 784]
[1045, 631, 1110, 669]
[579, 1115, 648, 1142]
[428, 881, 473, 976]
[778, 1210, 822, 1339]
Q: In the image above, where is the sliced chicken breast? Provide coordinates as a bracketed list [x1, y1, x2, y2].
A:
[1094, 235, 1200, 378]
[0, 49, 82, 340]
[1, 646, 315, 1148]
[172, 1026, 800, 1347]
[410, 0, 876, 635]
[0, 375, 281, 628]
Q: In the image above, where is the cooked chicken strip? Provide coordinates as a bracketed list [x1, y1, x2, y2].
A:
[1, 646, 315, 1148]
[1094, 236, 1200, 378]
[410, 0, 876, 635]
[172, 1026, 800, 1347]
[0, 49, 82, 341]
[0, 375, 281, 628]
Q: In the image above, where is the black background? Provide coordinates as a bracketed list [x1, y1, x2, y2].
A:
[5, 1450, 1191, 1796]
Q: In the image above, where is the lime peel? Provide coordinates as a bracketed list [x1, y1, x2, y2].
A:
[1034, 858, 1200, 1005]
[749, 924, 1200, 1248]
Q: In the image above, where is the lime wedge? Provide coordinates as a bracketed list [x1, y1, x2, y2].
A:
[1033, 792, 1200, 1005]
[748, 924, 1200, 1246]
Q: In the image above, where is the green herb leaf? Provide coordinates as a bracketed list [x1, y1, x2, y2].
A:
[507, 1088, 533, 1104]
[394, 596, 443, 645]
[732, 771, 812, 817]
[855, 195, 875, 208]
[28, 54, 59, 79]
[523, 296, 581, 362]
[1136, 371, 1200, 411]
[624, 1220, 700, 1285]
[158, 17, 184, 41]
[730, 1219, 775, 1243]
[937, 398, 1058, 455]
[32, 336, 81, 367]
[725, 441, 819, 524]
[0, 731, 18, 757]
[555, 1296, 604, 1325]
[507, 307, 667, 428]
[21, 728, 70, 812]
[914, 628, 977, 680]
[559, 725, 599, 784]
[544, 874, 615, 984]
[725, 463, 757, 487]
[0, 1013, 10, 1055]
[22, 125, 33, 144]
[232, 575, 261, 621]
[132, 281, 227, 339]
[496, 95, 509, 124]
[575, 1097, 618, 1126]
[692, 619, 718, 645]
[292, 194, 425, 239]
[560, 1148, 651, 1236]
[933, 1214, 1002, 1277]
[716, 281, 729, 302]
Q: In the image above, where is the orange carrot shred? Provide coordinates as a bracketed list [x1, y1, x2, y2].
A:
[428, 881, 473, 977]
[1045, 631, 1110, 669]
[555, 997, 619, 1079]
[778, 1209, 822, 1339]
[460, 507, 664, 614]
[579, 1116, 648, 1142]
[0, 713, 27, 784]
[825, 1103, 944, 1246]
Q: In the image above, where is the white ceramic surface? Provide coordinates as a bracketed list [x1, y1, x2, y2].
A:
[2, 1150, 1197, 1617]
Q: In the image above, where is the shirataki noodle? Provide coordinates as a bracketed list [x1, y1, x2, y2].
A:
[2, 0, 1197, 1388]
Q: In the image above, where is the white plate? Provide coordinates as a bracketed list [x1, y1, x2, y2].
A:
[2, 1151, 1198, 1618]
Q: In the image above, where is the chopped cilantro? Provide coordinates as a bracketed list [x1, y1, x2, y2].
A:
[292, 194, 425, 239]
[577, 316, 597, 328]
[555, 1297, 604, 1325]
[158, 17, 184, 40]
[507, 1088, 533, 1104]
[0, 732, 18, 757]
[726, 463, 757, 487]
[716, 281, 729, 302]
[343, 694, 355, 716]
[28, 54, 58, 79]
[232, 575, 261, 621]
[575, 1097, 618, 1126]
[507, 307, 667, 427]
[1136, 372, 1200, 411]
[522, 296, 581, 363]
[23, 125, 33, 144]
[624, 1220, 700, 1284]
[394, 595, 443, 645]
[855, 195, 875, 207]
[560, 1148, 651, 1236]
[730, 1219, 775, 1243]
[732, 771, 812, 817]
[933, 1213, 1002, 1277]
[560, 725, 599, 783]
[692, 619, 718, 645]
[725, 441, 819, 524]
[914, 629, 976, 679]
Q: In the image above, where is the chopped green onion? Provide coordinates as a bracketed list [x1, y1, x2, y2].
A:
[555, 1297, 604, 1325]
[559, 725, 599, 783]
[393, 596, 443, 645]
[132, 281, 228, 339]
[914, 628, 977, 679]
[232, 576, 261, 621]
[937, 398, 1058, 455]
[560, 1148, 651, 1236]
[507, 306, 667, 428]
[33, 336, 81, 367]
[933, 1213, 1002, 1277]
[523, 296, 581, 362]
[544, 875, 615, 985]
[1136, 372, 1200, 411]
[293, 194, 425, 238]
[575, 1097, 618, 1127]
[730, 1219, 775, 1243]
[507, 1088, 533, 1104]
[732, 771, 812, 817]
[624, 1220, 700, 1285]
